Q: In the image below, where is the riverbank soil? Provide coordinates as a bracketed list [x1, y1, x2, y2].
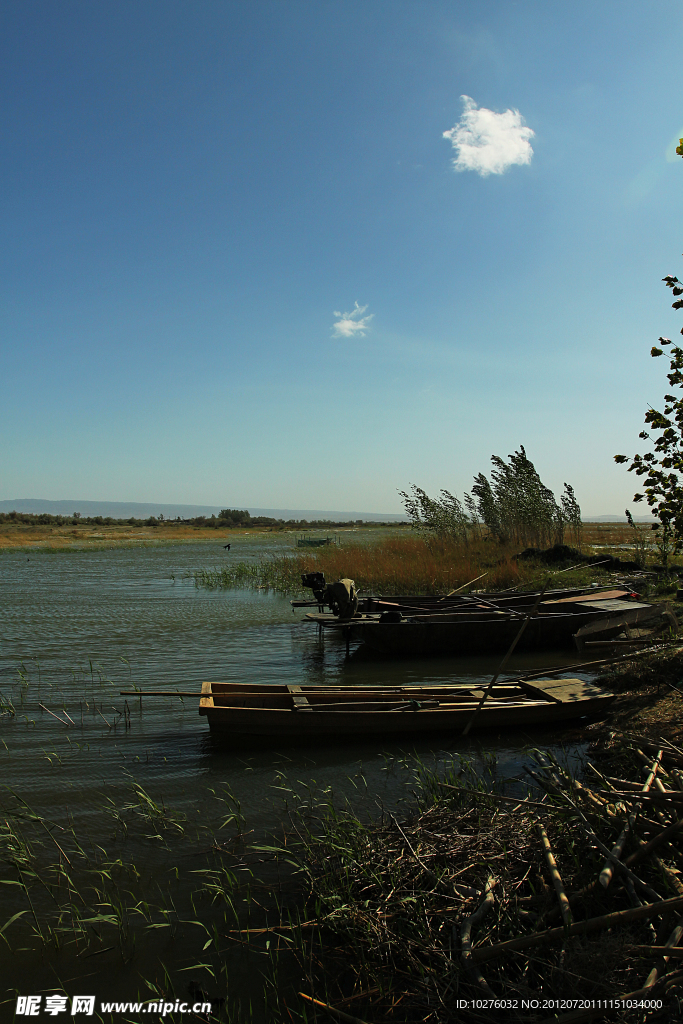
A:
[596, 646, 683, 746]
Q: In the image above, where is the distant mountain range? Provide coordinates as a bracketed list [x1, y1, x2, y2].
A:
[0, 498, 407, 523]
[583, 514, 655, 523]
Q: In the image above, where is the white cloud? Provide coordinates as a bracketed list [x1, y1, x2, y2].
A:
[443, 95, 534, 177]
[332, 302, 374, 338]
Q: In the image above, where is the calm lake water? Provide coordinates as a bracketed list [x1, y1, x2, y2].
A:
[0, 538, 593, 1019]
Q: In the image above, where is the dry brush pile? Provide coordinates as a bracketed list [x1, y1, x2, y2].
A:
[276, 739, 683, 1024]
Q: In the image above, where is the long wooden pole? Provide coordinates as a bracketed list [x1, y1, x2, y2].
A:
[119, 684, 521, 698]
[511, 641, 677, 683]
[462, 579, 550, 736]
[438, 572, 489, 601]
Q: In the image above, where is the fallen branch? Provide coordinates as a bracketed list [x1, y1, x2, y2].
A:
[537, 824, 571, 927]
[461, 874, 498, 997]
[298, 992, 371, 1024]
[470, 893, 683, 964]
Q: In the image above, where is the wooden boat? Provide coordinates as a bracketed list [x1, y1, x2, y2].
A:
[198, 678, 615, 738]
[292, 585, 637, 612]
[330, 597, 662, 657]
[362, 587, 640, 614]
[573, 603, 675, 653]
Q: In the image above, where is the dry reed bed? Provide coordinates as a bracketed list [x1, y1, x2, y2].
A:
[193, 536, 606, 596]
[277, 737, 683, 1024]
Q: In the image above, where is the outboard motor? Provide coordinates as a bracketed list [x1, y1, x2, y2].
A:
[301, 572, 327, 605]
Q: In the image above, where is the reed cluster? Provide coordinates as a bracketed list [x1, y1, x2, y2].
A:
[401, 448, 583, 550]
[263, 737, 683, 1023]
[0, 777, 294, 1020]
[191, 534, 603, 596]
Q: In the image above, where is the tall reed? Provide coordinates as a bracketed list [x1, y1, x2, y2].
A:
[191, 533, 599, 595]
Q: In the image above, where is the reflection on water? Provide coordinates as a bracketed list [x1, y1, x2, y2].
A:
[0, 541, 594, 1014]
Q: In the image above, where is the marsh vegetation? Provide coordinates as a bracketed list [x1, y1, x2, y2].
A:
[190, 521, 668, 597]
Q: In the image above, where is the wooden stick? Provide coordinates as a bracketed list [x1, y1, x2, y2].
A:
[461, 875, 498, 997]
[544, 817, 683, 925]
[625, 816, 683, 868]
[297, 992, 371, 1024]
[642, 914, 683, 990]
[559, 792, 663, 902]
[440, 784, 552, 811]
[599, 752, 662, 889]
[38, 703, 70, 726]
[600, 790, 683, 804]
[629, 944, 683, 957]
[511, 642, 678, 683]
[470, 894, 683, 964]
[537, 824, 572, 927]
[550, 766, 614, 815]
[438, 572, 488, 600]
[652, 853, 683, 897]
[120, 684, 517, 697]
[627, 736, 683, 768]
[227, 920, 319, 935]
[462, 579, 551, 736]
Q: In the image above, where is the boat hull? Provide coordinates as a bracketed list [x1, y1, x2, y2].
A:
[349, 605, 656, 657]
[198, 679, 615, 739]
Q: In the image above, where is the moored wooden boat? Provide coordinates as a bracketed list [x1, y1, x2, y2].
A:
[342, 600, 659, 657]
[292, 585, 638, 612]
[198, 678, 615, 738]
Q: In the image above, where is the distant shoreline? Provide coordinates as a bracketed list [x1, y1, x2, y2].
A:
[0, 498, 407, 523]
[0, 518, 407, 551]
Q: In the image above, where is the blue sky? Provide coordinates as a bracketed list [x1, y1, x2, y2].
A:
[2, 0, 683, 516]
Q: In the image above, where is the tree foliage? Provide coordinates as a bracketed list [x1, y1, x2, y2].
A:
[614, 268, 683, 560]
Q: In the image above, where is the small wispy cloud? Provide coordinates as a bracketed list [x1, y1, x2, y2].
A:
[332, 302, 374, 338]
[443, 95, 534, 177]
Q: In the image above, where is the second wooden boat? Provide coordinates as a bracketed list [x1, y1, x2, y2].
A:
[343, 600, 660, 656]
[198, 678, 615, 738]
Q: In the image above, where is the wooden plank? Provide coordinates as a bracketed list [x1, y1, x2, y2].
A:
[543, 589, 632, 605]
[516, 680, 564, 704]
[287, 684, 312, 710]
[200, 681, 213, 710]
[522, 678, 614, 703]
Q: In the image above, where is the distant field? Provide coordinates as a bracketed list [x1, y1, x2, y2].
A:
[0, 518, 664, 568]
[581, 520, 654, 552]
[0, 521, 404, 550]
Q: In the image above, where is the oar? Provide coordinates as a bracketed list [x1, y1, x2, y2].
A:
[119, 686, 488, 698]
[120, 691, 205, 696]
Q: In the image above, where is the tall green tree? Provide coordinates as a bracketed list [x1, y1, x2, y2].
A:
[614, 138, 683, 565]
[614, 271, 683, 561]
